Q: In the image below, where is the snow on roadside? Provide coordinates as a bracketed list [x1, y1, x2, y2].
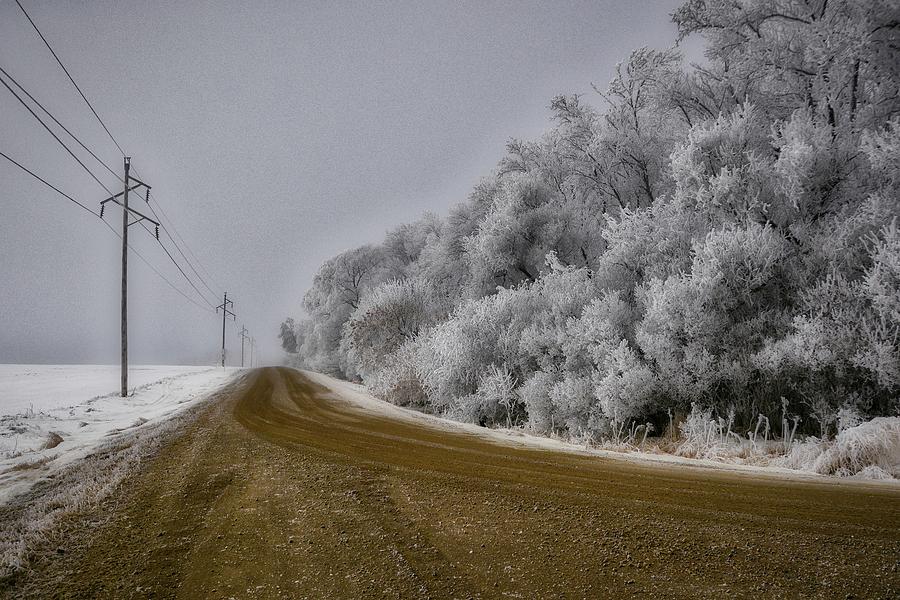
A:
[0, 365, 237, 504]
[302, 370, 900, 487]
[0, 365, 221, 415]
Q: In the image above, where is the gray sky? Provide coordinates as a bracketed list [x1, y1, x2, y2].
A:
[0, 0, 696, 366]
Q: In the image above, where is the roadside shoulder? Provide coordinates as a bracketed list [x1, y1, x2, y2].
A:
[299, 369, 900, 492]
[0, 373, 245, 588]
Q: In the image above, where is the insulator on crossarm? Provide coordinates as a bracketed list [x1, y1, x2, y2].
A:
[155, 225, 160, 240]
[100, 204, 105, 218]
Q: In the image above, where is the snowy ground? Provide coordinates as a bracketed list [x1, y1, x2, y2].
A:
[0, 365, 237, 503]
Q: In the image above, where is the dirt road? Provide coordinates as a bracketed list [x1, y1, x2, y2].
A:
[8, 367, 900, 598]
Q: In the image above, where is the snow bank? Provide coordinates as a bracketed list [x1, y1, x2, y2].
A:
[0, 365, 237, 504]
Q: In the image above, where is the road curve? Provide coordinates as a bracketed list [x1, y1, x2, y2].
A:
[238, 367, 900, 527]
[9, 367, 900, 599]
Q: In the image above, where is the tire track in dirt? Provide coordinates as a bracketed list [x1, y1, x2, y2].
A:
[8, 367, 900, 599]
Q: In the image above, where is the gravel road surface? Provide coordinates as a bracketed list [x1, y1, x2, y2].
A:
[6, 367, 899, 599]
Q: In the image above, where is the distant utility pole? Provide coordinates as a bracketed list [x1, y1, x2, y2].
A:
[239, 325, 250, 368]
[250, 336, 256, 368]
[100, 156, 157, 397]
[216, 292, 235, 367]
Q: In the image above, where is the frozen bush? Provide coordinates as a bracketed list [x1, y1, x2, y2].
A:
[778, 437, 829, 471]
[465, 174, 575, 291]
[478, 364, 521, 427]
[367, 339, 427, 408]
[444, 392, 504, 426]
[519, 371, 559, 433]
[592, 197, 697, 294]
[281, 0, 900, 470]
[853, 465, 895, 481]
[562, 291, 636, 372]
[812, 417, 900, 478]
[549, 374, 598, 435]
[669, 103, 775, 223]
[772, 109, 851, 222]
[861, 118, 900, 188]
[343, 278, 437, 380]
[594, 340, 659, 423]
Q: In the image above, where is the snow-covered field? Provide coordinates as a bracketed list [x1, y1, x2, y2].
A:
[0, 365, 236, 503]
[0, 364, 222, 415]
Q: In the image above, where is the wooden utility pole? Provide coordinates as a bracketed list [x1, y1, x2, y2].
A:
[100, 156, 157, 396]
[239, 325, 250, 368]
[121, 157, 129, 396]
[250, 336, 255, 368]
[216, 292, 235, 367]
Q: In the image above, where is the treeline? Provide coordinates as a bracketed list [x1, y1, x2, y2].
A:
[283, 0, 900, 442]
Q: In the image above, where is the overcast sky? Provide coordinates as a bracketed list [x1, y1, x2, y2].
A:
[0, 0, 697, 366]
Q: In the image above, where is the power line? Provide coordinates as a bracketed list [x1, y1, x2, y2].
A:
[138, 220, 218, 309]
[7, 9, 226, 300]
[12, 1, 226, 317]
[0, 150, 100, 217]
[0, 66, 219, 311]
[149, 197, 223, 291]
[0, 64, 208, 291]
[0, 69, 115, 196]
[14, 0, 126, 156]
[5, 13, 223, 378]
[106, 218, 215, 314]
[1, 149, 214, 314]
[143, 200, 222, 300]
[0, 64, 120, 182]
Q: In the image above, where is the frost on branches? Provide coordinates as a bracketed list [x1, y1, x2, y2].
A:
[282, 0, 900, 478]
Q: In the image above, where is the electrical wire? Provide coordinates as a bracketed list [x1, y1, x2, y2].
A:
[104, 218, 216, 314]
[149, 197, 223, 292]
[1, 60, 221, 302]
[138, 220, 218, 309]
[1, 149, 214, 313]
[11, 1, 227, 312]
[0, 64, 120, 182]
[7, 12, 227, 299]
[0, 150, 100, 217]
[143, 199, 222, 300]
[0, 66, 220, 310]
[0, 69, 115, 196]
[14, 0, 126, 156]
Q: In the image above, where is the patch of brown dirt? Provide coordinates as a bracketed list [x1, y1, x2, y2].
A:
[40, 432, 63, 450]
[7, 367, 900, 599]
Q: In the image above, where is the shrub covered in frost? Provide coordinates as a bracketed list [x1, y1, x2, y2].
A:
[282, 0, 900, 470]
[812, 417, 900, 478]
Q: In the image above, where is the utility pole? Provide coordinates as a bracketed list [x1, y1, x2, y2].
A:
[250, 336, 255, 368]
[239, 325, 250, 368]
[216, 292, 235, 367]
[100, 156, 157, 397]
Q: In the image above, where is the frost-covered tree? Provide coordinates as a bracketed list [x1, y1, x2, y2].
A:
[673, 0, 900, 129]
[594, 48, 688, 208]
[284, 0, 900, 445]
[279, 318, 299, 354]
[297, 244, 394, 376]
[342, 278, 437, 380]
